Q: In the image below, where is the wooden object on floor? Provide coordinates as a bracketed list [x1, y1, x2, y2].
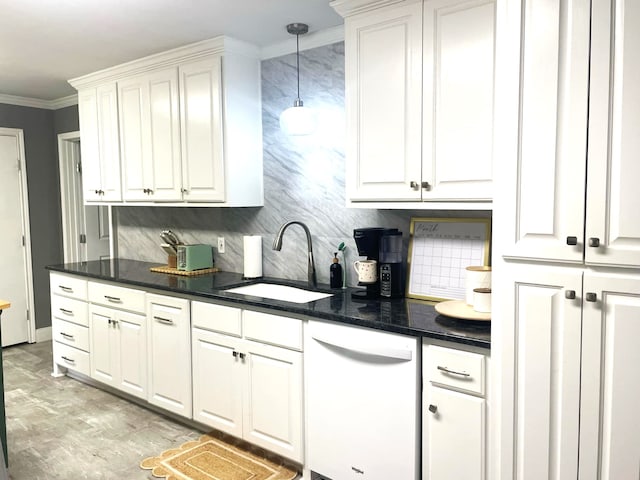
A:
[150, 266, 219, 276]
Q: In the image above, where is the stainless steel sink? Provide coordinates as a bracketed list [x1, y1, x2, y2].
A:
[225, 283, 333, 304]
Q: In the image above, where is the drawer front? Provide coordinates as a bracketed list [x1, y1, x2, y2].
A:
[243, 310, 302, 351]
[51, 295, 89, 327]
[192, 301, 242, 336]
[53, 319, 90, 352]
[50, 273, 87, 300]
[88, 281, 146, 313]
[53, 342, 90, 376]
[426, 345, 485, 396]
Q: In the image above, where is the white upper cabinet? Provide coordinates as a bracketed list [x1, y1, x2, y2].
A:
[69, 36, 263, 207]
[502, 0, 640, 268]
[332, 0, 496, 208]
[585, 0, 640, 268]
[78, 83, 122, 203]
[118, 68, 182, 202]
[179, 56, 225, 202]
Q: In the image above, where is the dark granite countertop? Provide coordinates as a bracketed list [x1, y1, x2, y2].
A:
[47, 259, 490, 349]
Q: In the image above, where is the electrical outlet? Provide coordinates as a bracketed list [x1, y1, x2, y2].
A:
[217, 237, 225, 254]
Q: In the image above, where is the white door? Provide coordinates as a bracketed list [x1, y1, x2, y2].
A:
[344, 2, 423, 201]
[585, 0, 640, 268]
[579, 272, 640, 480]
[116, 309, 147, 399]
[89, 305, 117, 386]
[58, 132, 110, 263]
[0, 129, 33, 346]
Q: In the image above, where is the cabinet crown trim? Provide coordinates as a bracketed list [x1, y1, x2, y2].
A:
[68, 36, 260, 90]
[330, 0, 421, 17]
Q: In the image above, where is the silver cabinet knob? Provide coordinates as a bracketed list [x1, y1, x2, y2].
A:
[586, 292, 597, 302]
[410, 181, 420, 190]
[421, 181, 431, 191]
[565, 290, 576, 300]
[428, 404, 438, 414]
[566, 236, 578, 246]
[589, 237, 600, 247]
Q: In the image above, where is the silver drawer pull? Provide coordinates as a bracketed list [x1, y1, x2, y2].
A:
[104, 295, 121, 303]
[61, 356, 75, 364]
[154, 316, 174, 325]
[437, 365, 471, 377]
[59, 308, 73, 315]
[59, 285, 73, 293]
[60, 332, 74, 340]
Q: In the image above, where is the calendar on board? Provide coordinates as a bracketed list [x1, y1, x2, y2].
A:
[407, 217, 491, 301]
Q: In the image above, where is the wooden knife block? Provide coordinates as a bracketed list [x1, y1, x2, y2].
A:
[167, 254, 177, 268]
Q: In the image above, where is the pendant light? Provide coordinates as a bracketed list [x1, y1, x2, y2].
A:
[279, 23, 317, 136]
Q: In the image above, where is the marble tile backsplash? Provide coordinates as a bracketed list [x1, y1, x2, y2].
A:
[115, 42, 489, 286]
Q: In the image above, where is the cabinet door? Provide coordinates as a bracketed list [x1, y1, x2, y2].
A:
[422, 0, 495, 201]
[192, 327, 243, 438]
[179, 56, 225, 202]
[424, 386, 485, 480]
[89, 305, 118, 387]
[115, 310, 147, 400]
[147, 294, 191, 417]
[501, 0, 590, 262]
[579, 273, 640, 480]
[505, 265, 582, 480]
[242, 341, 303, 463]
[344, 2, 423, 201]
[78, 88, 102, 202]
[585, 0, 640, 268]
[95, 83, 122, 202]
[119, 69, 182, 202]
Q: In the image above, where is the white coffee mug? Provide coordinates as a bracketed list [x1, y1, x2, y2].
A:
[354, 259, 378, 283]
[465, 266, 492, 305]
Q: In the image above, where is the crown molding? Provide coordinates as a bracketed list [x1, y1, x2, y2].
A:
[330, 0, 418, 17]
[0, 93, 77, 110]
[260, 25, 344, 59]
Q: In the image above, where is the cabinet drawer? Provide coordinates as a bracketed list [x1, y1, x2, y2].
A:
[426, 345, 485, 396]
[53, 319, 90, 352]
[88, 281, 145, 312]
[51, 295, 88, 327]
[50, 273, 87, 300]
[192, 301, 242, 336]
[53, 342, 90, 376]
[243, 310, 302, 351]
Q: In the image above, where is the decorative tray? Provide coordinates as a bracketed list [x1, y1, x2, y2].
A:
[435, 300, 491, 322]
[149, 265, 219, 276]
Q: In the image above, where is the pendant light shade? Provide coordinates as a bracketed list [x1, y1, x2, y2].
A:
[279, 23, 317, 136]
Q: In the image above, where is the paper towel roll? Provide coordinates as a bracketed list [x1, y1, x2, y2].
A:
[243, 235, 263, 279]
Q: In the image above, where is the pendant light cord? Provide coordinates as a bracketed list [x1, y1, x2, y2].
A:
[296, 33, 301, 102]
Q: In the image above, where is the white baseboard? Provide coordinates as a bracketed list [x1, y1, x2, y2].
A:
[35, 326, 52, 343]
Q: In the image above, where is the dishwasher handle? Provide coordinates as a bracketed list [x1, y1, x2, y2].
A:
[311, 334, 413, 361]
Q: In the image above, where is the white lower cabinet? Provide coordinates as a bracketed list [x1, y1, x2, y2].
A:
[89, 304, 147, 400]
[423, 343, 488, 480]
[147, 293, 191, 418]
[191, 302, 303, 463]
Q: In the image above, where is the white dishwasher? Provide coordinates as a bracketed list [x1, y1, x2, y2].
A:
[306, 320, 420, 480]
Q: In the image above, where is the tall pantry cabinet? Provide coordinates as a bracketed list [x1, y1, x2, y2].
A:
[493, 0, 640, 479]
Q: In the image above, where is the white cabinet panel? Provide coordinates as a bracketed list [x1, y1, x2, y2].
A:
[424, 386, 485, 480]
[422, 0, 495, 201]
[179, 56, 225, 202]
[344, 1, 423, 201]
[585, 0, 640, 268]
[579, 273, 640, 480]
[147, 294, 191, 417]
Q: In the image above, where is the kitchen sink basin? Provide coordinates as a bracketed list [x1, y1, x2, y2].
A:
[225, 283, 333, 304]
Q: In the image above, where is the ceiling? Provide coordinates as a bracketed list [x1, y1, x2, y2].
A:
[0, 0, 343, 101]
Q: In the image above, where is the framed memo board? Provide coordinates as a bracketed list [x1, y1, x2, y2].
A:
[406, 217, 491, 301]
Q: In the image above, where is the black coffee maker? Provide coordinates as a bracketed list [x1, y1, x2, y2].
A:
[352, 227, 403, 300]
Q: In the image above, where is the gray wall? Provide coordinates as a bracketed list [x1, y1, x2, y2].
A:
[116, 42, 490, 286]
[0, 104, 66, 329]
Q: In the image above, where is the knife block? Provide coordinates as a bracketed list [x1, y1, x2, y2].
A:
[167, 254, 177, 268]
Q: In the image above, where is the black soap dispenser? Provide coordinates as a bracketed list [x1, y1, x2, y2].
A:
[330, 252, 343, 289]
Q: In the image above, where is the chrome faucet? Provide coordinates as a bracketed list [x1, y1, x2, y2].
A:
[273, 221, 317, 287]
